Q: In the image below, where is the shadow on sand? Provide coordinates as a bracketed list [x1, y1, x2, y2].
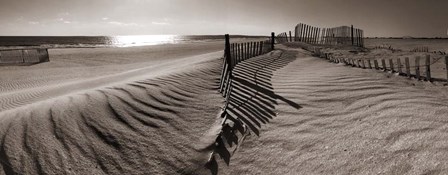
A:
[206, 49, 301, 174]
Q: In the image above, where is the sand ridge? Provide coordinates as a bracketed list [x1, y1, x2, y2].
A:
[0, 51, 222, 112]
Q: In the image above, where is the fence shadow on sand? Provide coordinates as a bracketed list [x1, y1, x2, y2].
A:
[206, 49, 302, 174]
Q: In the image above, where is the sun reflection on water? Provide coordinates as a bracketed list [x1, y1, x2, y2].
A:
[110, 35, 178, 47]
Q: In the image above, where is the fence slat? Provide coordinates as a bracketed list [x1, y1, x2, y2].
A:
[397, 58, 402, 75]
[252, 42, 256, 57]
[381, 59, 387, 71]
[368, 59, 372, 69]
[254, 42, 258, 56]
[426, 55, 431, 82]
[238, 43, 242, 63]
[374, 60, 379, 69]
[389, 59, 394, 72]
[243, 43, 246, 61]
[445, 56, 448, 83]
[248, 42, 251, 59]
[415, 56, 420, 80]
[405, 57, 411, 77]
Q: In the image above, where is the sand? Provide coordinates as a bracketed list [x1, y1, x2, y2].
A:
[2, 40, 448, 174]
[0, 42, 227, 174]
[216, 45, 448, 174]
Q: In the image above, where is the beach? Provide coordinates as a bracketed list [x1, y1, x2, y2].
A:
[1, 40, 448, 174]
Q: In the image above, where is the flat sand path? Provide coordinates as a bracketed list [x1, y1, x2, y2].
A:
[220, 46, 448, 174]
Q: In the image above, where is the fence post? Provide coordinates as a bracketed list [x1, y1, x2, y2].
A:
[397, 58, 402, 75]
[415, 56, 420, 80]
[374, 60, 379, 69]
[351, 25, 354, 46]
[368, 59, 372, 69]
[405, 57, 411, 77]
[242, 43, 245, 60]
[362, 59, 366, 69]
[389, 59, 394, 72]
[230, 43, 237, 64]
[241, 43, 245, 62]
[219, 34, 232, 93]
[247, 42, 250, 59]
[295, 25, 298, 41]
[271, 32, 275, 50]
[225, 34, 232, 69]
[445, 56, 448, 83]
[426, 55, 431, 82]
[247, 42, 250, 60]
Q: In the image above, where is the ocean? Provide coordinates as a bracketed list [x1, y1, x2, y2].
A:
[0, 35, 266, 49]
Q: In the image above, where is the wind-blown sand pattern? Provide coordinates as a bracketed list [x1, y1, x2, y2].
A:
[219, 46, 448, 174]
[0, 48, 225, 174]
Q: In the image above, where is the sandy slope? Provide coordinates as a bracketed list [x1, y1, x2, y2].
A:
[0, 48, 225, 174]
[219, 45, 448, 174]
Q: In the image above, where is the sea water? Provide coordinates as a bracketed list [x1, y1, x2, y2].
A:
[0, 35, 265, 50]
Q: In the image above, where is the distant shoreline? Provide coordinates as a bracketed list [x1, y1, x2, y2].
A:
[0, 35, 269, 50]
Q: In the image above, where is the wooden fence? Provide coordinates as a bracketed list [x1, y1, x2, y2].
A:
[210, 33, 275, 163]
[0, 48, 49, 65]
[411, 46, 429, 53]
[294, 23, 364, 47]
[276, 32, 292, 43]
[315, 48, 448, 83]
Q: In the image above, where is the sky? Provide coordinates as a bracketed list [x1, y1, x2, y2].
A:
[0, 0, 447, 37]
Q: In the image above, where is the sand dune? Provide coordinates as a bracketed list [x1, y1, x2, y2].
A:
[0, 50, 225, 174]
[219, 45, 448, 174]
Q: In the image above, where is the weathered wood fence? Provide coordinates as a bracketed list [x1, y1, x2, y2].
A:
[218, 33, 275, 98]
[294, 23, 364, 47]
[0, 48, 49, 65]
[315, 48, 448, 83]
[411, 46, 429, 53]
[210, 33, 276, 163]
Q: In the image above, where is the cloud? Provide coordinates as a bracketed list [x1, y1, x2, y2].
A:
[28, 21, 39, 25]
[152, 21, 170, 25]
[108, 21, 140, 26]
[102, 17, 109, 21]
[56, 17, 72, 24]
